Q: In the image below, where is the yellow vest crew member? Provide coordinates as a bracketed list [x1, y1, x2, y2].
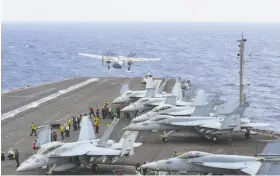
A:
[60, 125, 65, 140]
[106, 123, 111, 127]
[30, 122, 37, 136]
[94, 118, 100, 133]
[67, 118, 71, 131]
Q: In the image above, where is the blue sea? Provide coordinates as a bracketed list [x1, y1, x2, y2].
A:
[2, 22, 280, 132]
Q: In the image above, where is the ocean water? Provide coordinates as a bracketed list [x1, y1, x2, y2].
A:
[2, 22, 280, 132]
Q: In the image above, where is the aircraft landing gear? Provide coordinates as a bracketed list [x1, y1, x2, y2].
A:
[91, 164, 99, 173]
[211, 136, 218, 141]
[162, 137, 168, 143]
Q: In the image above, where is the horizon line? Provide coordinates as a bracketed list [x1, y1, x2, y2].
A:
[2, 20, 280, 24]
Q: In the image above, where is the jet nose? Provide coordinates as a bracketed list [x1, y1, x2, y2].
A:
[112, 97, 122, 104]
[16, 162, 30, 172]
[123, 123, 139, 131]
[132, 114, 149, 122]
[141, 162, 158, 170]
[121, 104, 136, 112]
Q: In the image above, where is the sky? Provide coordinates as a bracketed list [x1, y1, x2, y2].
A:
[2, 0, 280, 22]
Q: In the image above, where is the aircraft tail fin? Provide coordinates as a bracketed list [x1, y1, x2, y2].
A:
[145, 88, 155, 98]
[191, 90, 208, 116]
[157, 78, 169, 93]
[36, 125, 52, 147]
[78, 116, 96, 141]
[171, 79, 183, 100]
[219, 114, 241, 131]
[120, 83, 129, 95]
[120, 132, 137, 156]
[216, 100, 249, 116]
[257, 140, 280, 157]
[96, 118, 119, 147]
[204, 95, 220, 115]
[164, 95, 177, 106]
[145, 77, 154, 89]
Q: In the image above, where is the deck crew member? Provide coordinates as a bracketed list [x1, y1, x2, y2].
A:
[96, 106, 100, 118]
[116, 104, 121, 118]
[67, 118, 71, 131]
[101, 107, 105, 119]
[65, 123, 70, 137]
[15, 149, 20, 167]
[7, 149, 15, 160]
[52, 132, 57, 141]
[30, 122, 37, 136]
[94, 118, 100, 133]
[32, 140, 37, 153]
[60, 124, 65, 140]
[89, 106, 95, 118]
[174, 151, 179, 157]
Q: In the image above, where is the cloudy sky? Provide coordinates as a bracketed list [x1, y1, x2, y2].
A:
[2, 0, 280, 22]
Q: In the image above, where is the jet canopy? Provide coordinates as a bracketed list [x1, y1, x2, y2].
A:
[177, 151, 210, 159]
[36, 142, 63, 155]
[153, 105, 172, 112]
[137, 98, 149, 103]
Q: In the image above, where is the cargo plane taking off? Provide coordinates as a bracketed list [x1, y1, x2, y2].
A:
[78, 52, 160, 70]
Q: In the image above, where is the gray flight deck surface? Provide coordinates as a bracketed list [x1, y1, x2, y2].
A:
[1, 77, 274, 175]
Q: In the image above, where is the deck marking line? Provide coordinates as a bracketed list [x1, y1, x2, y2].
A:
[1, 78, 99, 121]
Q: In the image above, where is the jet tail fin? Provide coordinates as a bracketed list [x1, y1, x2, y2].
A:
[36, 125, 52, 147]
[120, 83, 129, 95]
[120, 132, 137, 156]
[191, 90, 208, 116]
[219, 114, 241, 131]
[157, 78, 169, 93]
[257, 140, 280, 157]
[96, 118, 119, 147]
[204, 95, 220, 115]
[145, 88, 155, 98]
[171, 79, 183, 100]
[164, 95, 177, 106]
[78, 116, 96, 141]
[145, 77, 154, 89]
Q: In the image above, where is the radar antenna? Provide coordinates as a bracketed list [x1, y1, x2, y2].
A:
[237, 33, 247, 105]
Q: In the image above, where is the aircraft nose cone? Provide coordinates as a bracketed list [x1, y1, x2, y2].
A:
[141, 162, 158, 170]
[112, 97, 121, 104]
[123, 124, 139, 131]
[17, 163, 29, 172]
[121, 104, 135, 112]
[132, 114, 149, 122]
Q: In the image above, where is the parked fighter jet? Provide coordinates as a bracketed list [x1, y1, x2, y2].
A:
[17, 117, 142, 173]
[140, 151, 262, 175]
[131, 90, 218, 123]
[112, 78, 192, 104]
[123, 103, 270, 142]
[121, 80, 188, 112]
[140, 140, 280, 175]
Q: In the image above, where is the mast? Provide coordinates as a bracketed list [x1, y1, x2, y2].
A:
[237, 33, 247, 105]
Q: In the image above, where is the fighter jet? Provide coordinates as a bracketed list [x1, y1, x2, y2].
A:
[141, 140, 280, 175]
[112, 78, 191, 104]
[121, 80, 190, 112]
[17, 117, 142, 173]
[131, 90, 218, 123]
[123, 103, 270, 142]
[140, 151, 263, 175]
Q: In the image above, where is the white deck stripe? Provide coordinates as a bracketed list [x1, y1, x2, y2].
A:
[1, 78, 100, 121]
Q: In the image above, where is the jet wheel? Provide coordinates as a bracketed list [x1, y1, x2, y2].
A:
[211, 136, 218, 141]
[92, 164, 99, 172]
[162, 137, 168, 143]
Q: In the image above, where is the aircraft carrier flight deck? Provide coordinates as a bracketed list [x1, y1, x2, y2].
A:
[1, 77, 276, 175]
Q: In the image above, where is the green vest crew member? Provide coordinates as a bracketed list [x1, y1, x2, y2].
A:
[30, 122, 37, 136]
[67, 118, 71, 131]
[94, 119, 100, 133]
[15, 149, 20, 167]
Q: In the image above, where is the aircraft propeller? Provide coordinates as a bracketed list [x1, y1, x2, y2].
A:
[104, 51, 115, 70]
[127, 52, 137, 71]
